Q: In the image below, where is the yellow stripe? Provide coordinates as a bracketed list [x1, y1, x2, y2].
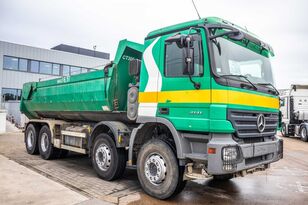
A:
[212, 90, 279, 109]
[139, 90, 210, 103]
[138, 89, 279, 109]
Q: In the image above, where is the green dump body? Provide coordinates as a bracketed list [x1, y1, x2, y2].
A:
[20, 40, 144, 122]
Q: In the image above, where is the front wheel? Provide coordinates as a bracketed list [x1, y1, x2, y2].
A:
[92, 134, 126, 181]
[137, 139, 186, 199]
[281, 123, 289, 137]
[300, 126, 308, 142]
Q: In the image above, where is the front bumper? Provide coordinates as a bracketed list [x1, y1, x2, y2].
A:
[207, 134, 283, 175]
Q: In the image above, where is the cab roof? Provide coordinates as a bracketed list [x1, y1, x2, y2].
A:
[146, 17, 258, 39]
[146, 17, 273, 55]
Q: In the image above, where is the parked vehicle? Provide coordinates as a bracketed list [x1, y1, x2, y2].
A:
[20, 17, 283, 199]
[280, 84, 308, 141]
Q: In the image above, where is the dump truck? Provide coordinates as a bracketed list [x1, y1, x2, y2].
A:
[21, 17, 283, 199]
[280, 84, 308, 141]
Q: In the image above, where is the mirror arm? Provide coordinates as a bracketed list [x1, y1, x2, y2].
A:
[188, 75, 201, 89]
[185, 35, 201, 90]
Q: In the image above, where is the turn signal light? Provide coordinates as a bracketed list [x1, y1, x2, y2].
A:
[208, 147, 216, 154]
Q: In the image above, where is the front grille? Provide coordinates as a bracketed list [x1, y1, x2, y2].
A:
[228, 110, 278, 138]
[242, 137, 264, 143]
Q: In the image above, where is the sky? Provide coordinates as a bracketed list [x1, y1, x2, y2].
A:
[0, 0, 307, 89]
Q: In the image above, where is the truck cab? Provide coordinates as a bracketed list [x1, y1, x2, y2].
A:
[280, 84, 308, 141]
[21, 17, 283, 200]
[133, 16, 282, 175]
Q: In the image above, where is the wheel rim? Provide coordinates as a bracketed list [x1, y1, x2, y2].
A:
[95, 144, 111, 171]
[41, 133, 49, 152]
[27, 130, 34, 148]
[301, 128, 307, 138]
[144, 153, 167, 185]
[281, 126, 285, 135]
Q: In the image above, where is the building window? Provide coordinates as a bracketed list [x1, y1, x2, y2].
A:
[19, 58, 28, 71]
[70, 66, 81, 75]
[3, 56, 19, 70]
[1, 88, 22, 101]
[81, 68, 88, 73]
[30, 60, 39, 73]
[88, 69, 96, 72]
[52, 64, 60, 75]
[17, 89, 22, 100]
[39, 62, 52, 74]
[62, 65, 70, 76]
[3, 56, 92, 76]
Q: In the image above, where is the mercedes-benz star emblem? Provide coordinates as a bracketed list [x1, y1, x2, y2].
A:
[257, 114, 266, 133]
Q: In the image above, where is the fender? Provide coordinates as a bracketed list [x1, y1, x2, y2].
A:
[88, 121, 131, 151]
[128, 117, 191, 164]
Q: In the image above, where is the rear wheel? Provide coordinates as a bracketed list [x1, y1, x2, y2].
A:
[25, 124, 39, 155]
[300, 126, 308, 142]
[38, 125, 60, 160]
[137, 139, 186, 199]
[92, 134, 126, 181]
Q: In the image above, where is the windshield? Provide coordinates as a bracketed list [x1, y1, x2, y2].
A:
[212, 37, 274, 85]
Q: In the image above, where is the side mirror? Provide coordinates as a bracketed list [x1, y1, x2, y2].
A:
[183, 35, 194, 75]
[129, 59, 141, 76]
[165, 34, 186, 48]
[183, 48, 194, 75]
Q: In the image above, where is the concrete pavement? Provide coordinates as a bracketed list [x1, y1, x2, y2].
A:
[0, 121, 113, 205]
[0, 154, 88, 205]
[0, 121, 308, 204]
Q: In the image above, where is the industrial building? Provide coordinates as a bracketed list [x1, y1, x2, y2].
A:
[0, 40, 110, 127]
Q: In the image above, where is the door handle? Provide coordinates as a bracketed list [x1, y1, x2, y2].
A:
[159, 108, 169, 115]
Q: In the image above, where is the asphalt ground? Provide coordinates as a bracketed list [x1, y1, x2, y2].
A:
[0, 124, 307, 205]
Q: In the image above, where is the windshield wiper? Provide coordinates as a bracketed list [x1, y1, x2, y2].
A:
[212, 39, 222, 55]
[257, 83, 279, 96]
[220, 74, 257, 90]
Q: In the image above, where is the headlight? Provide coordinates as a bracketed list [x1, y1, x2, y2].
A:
[222, 146, 241, 171]
[222, 146, 238, 161]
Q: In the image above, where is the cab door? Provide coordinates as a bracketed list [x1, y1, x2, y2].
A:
[157, 28, 211, 132]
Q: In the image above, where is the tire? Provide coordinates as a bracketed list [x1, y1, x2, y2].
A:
[38, 125, 60, 160]
[281, 123, 289, 137]
[213, 174, 234, 181]
[25, 124, 39, 155]
[300, 126, 308, 142]
[92, 134, 126, 181]
[137, 139, 186, 200]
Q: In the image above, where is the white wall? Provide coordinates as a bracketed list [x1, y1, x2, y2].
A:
[4, 101, 26, 127]
[0, 110, 6, 133]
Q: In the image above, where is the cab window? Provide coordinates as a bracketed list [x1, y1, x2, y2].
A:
[164, 34, 203, 77]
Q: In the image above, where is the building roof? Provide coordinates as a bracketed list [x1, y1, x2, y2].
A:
[51, 44, 109, 60]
